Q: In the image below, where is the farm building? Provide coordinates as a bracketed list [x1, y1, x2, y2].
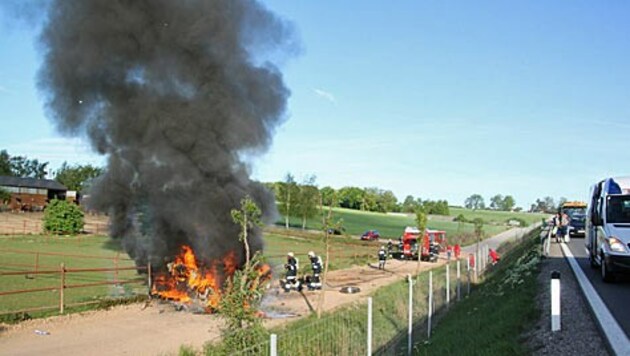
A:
[0, 176, 67, 211]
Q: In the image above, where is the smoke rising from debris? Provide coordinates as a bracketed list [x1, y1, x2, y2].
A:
[37, 0, 296, 266]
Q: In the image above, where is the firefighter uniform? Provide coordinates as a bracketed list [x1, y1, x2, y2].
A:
[284, 252, 300, 291]
[378, 247, 387, 270]
[307, 251, 323, 290]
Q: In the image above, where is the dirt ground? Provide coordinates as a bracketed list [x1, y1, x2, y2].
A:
[0, 257, 445, 356]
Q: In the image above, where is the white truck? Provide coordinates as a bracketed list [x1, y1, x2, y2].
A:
[585, 177, 630, 282]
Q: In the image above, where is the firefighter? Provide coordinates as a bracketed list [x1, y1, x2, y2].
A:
[387, 239, 393, 255]
[378, 246, 387, 270]
[307, 251, 323, 290]
[489, 248, 500, 265]
[454, 244, 461, 259]
[283, 252, 300, 292]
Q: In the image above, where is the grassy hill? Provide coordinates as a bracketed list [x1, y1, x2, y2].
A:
[276, 207, 547, 241]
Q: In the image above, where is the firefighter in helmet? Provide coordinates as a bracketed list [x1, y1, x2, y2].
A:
[378, 246, 387, 270]
[307, 251, 323, 290]
[283, 252, 300, 292]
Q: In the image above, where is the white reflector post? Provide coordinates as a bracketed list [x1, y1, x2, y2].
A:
[367, 297, 372, 356]
[551, 271, 561, 332]
[270, 334, 277, 356]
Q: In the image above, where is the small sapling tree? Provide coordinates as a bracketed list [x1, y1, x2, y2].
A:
[216, 196, 269, 354]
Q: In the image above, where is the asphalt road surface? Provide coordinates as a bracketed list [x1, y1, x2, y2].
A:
[564, 236, 630, 339]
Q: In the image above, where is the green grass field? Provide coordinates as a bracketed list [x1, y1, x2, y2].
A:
[449, 206, 549, 226]
[0, 231, 378, 318]
[277, 207, 547, 242]
[0, 235, 144, 318]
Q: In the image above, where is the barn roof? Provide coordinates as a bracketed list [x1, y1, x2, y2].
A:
[0, 176, 67, 191]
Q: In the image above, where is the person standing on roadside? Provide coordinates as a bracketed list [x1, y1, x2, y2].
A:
[378, 246, 387, 270]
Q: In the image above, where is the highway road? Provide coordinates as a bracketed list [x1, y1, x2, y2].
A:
[564, 237, 630, 339]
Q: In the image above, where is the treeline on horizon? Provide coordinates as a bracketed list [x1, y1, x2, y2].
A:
[0, 149, 103, 193]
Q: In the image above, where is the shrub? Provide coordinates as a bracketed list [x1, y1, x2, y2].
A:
[0, 187, 10, 204]
[43, 199, 85, 235]
[506, 217, 528, 227]
[453, 213, 468, 223]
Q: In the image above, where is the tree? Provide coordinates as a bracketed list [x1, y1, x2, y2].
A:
[9, 156, 48, 178]
[402, 195, 419, 213]
[320, 186, 336, 206]
[317, 192, 342, 319]
[0, 150, 49, 178]
[0, 187, 10, 204]
[54, 162, 104, 191]
[338, 186, 364, 210]
[212, 197, 271, 355]
[415, 207, 428, 273]
[489, 194, 503, 210]
[43, 199, 84, 235]
[377, 190, 398, 212]
[295, 175, 319, 230]
[501, 195, 516, 211]
[530, 196, 556, 213]
[230, 195, 262, 270]
[0, 150, 11, 176]
[464, 194, 485, 210]
[276, 173, 298, 229]
[423, 199, 449, 215]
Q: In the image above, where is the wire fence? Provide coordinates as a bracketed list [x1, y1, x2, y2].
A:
[224, 227, 538, 356]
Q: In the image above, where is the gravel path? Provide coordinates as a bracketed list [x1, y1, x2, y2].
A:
[525, 235, 609, 355]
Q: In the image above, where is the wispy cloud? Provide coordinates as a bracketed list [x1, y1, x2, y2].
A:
[313, 88, 336, 104]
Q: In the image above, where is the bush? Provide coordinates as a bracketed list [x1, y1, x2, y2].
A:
[43, 199, 85, 235]
[0, 187, 10, 204]
[453, 214, 468, 223]
[506, 217, 528, 227]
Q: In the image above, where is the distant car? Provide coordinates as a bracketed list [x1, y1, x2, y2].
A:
[361, 230, 380, 241]
[327, 227, 345, 235]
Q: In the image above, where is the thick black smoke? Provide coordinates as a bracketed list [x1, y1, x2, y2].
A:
[37, 0, 295, 267]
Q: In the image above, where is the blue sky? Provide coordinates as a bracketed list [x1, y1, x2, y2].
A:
[1, 1, 630, 208]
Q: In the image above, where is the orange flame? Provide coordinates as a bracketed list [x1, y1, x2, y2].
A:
[151, 245, 272, 314]
[151, 245, 233, 312]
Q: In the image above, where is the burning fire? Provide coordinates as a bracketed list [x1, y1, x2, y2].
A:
[151, 245, 234, 311]
[151, 245, 271, 313]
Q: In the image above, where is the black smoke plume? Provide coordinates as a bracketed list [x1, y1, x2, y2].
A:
[37, 0, 296, 267]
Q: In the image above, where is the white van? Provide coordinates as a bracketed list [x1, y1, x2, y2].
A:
[585, 177, 630, 282]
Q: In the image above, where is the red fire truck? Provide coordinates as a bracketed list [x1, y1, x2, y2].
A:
[401, 226, 446, 262]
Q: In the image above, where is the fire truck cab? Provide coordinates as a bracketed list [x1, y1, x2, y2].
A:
[401, 226, 446, 262]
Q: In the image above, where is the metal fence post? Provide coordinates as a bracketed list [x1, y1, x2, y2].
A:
[456, 260, 461, 301]
[270, 333, 277, 356]
[428, 271, 433, 339]
[59, 262, 65, 314]
[446, 263, 450, 307]
[407, 274, 412, 356]
[367, 297, 372, 356]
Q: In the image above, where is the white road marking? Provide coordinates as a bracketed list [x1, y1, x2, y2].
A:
[560, 243, 630, 356]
